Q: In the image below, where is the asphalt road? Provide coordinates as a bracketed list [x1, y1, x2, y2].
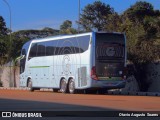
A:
[0, 89, 160, 119]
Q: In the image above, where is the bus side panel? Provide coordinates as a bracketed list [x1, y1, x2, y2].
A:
[52, 52, 90, 89]
[76, 49, 91, 89]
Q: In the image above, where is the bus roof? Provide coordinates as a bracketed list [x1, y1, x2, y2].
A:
[23, 31, 124, 46]
[31, 32, 92, 42]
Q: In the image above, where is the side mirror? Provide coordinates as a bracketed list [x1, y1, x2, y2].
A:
[20, 55, 25, 60]
[14, 55, 25, 66]
[15, 55, 25, 61]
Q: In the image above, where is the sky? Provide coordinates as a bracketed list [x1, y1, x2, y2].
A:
[0, 0, 160, 32]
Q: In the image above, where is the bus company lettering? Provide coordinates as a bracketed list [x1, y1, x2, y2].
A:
[11, 112, 42, 117]
[28, 113, 42, 117]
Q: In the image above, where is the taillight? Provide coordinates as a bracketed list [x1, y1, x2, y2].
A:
[123, 67, 128, 74]
[123, 75, 127, 79]
[91, 66, 98, 80]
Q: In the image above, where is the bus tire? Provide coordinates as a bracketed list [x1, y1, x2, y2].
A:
[27, 79, 34, 92]
[53, 89, 59, 92]
[60, 79, 68, 93]
[68, 79, 76, 94]
[85, 89, 97, 94]
[97, 89, 106, 95]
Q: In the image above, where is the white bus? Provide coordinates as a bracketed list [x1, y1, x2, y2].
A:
[20, 32, 127, 94]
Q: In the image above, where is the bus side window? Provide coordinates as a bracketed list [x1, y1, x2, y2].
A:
[20, 49, 27, 73]
[46, 41, 54, 56]
[37, 42, 46, 57]
[28, 43, 37, 60]
[77, 35, 90, 53]
[53, 40, 58, 55]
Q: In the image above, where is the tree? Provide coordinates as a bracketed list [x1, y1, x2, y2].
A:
[10, 33, 29, 60]
[60, 20, 72, 30]
[0, 16, 8, 65]
[60, 20, 77, 34]
[78, 1, 115, 31]
[0, 16, 8, 37]
[10, 33, 29, 87]
[0, 38, 7, 65]
[123, 1, 160, 24]
[121, 1, 160, 63]
[143, 16, 160, 38]
[104, 13, 122, 32]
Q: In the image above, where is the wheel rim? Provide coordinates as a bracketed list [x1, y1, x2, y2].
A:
[28, 81, 32, 91]
[69, 80, 75, 94]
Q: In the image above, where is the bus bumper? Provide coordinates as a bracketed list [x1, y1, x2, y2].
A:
[91, 80, 126, 89]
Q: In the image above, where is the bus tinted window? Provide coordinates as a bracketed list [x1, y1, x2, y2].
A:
[21, 40, 31, 56]
[20, 49, 26, 73]
[29, 43, 37, 58]
[53, 40, 59, 55]
[57, 38, 77, 55]
[37, 42, 46, 56]
[55, 35, 90, 55]
[96, 33, 125, 59]
[95, 33, 126, 79]
[28, 35, 90, 57]
[46, 41, 54, 56]
[77, 35, 90, 53]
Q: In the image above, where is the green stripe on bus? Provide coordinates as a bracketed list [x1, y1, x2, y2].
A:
[29, 66, 50, 68]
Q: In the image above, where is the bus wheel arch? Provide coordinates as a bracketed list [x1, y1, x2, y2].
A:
[26, 77, 31, 87]
[27, 78, 34, 92]
[68, 78, 76, 94]
[60, 78, 68, 93]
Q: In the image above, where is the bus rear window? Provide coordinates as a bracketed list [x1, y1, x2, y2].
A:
[96, 33, 125, 60]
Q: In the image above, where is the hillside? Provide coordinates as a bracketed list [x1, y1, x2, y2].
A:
[14, 27, 60, 39]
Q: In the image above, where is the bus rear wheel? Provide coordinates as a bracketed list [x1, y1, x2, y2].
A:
[27, 79, 34, 92]
[97, 89, 106, 94]
[53, 89, 59, 92]
[85, 89, 97, 94]
[60, 79, 68, 93]
[68, 79, 76, 94]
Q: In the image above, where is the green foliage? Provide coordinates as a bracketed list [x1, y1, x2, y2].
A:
[0, 37, 7, 57]
[121, 1, 160, 64]
[123, 1, 158, 23]
[0, 16, 9, 65]
[79, 1, 115, 31]
[60, 20, 72, 30]
[15, 28, 59, 37]
[104, 13, 122, 32]
[0, 16, 8, 37]
[60, 20, 77, 34]
[143, 16, 160, 38]
[10, 33, 29, 59]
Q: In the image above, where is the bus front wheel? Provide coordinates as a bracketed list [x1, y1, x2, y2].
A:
[27, 79, 34, 92]
[68, 79, 76, 94]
